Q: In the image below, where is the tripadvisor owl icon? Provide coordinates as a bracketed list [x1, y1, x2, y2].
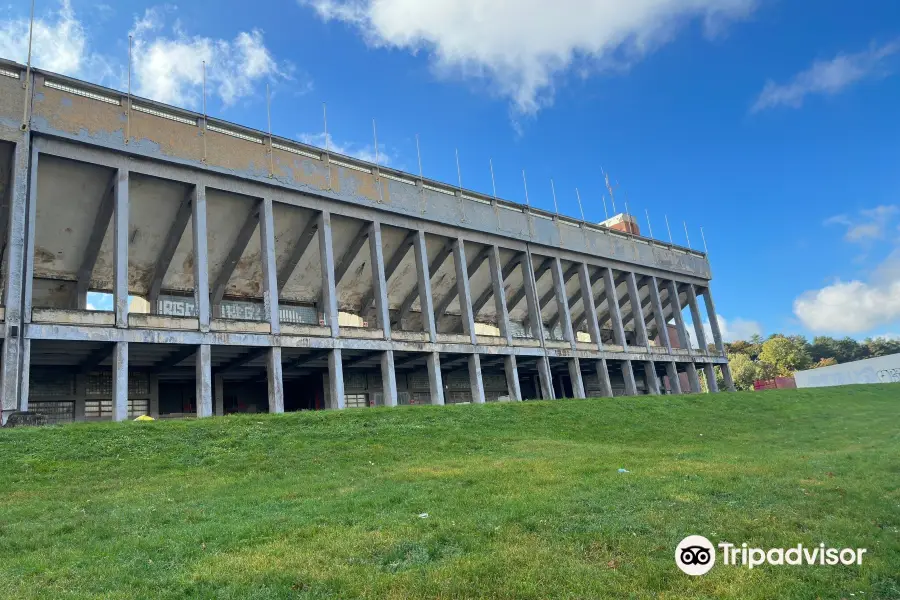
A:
[676, 535, 716, 576]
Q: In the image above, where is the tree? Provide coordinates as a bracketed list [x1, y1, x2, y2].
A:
[758, 335, 812, 377]
[863, 337, 900, 358]
[728, 352, 759, 391]
[813, 357, 838, 369]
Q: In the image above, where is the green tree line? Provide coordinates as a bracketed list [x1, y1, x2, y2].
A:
[720, 335, 900, 391]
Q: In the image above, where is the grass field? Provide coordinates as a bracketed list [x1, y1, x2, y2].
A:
[0, 386, 898, 599]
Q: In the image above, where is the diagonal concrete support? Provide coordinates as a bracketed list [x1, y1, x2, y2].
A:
[621, 360, 638, 396]
[665, 361, 682, 394]
[334, 224, 370, 285]
[473, 254, 520, 317]
[686, 362, 701, 393]
[267, 347, 284, 414]
[503, 355, 522, 401]
[259, 197, 280, 334]
[568, 357, 585, 399]
[537, 356, 554, 400]
[704, 363, 719, 393]
[487, 246, 513, 343]
[551, 258, 576, 348]
[368, 221, 391, 339]
[647, 276, 671, 351]
[74, 172, 116, 309]
[318, 211, 340, 337]
[666, 280, 691, 350]
[277, 215, 318, 294]
[468, 354, 486, 404]
[450, 239, 480, 344]
[381, 350, 398, 407]
[595, 359, 613, 398]
[211, 201, 260, 307]
[359, 230, 415, 314]
[522, 250, 546, 342]
[196, 344, 212, 417]
[148, 188, 192, 310]
[426, 351, 445, 405]
[191, 185, 211, 332]
[626, 272, 649, 348]
[328, 348, 345, 409]
[602, 268, 628, 348]
[112, 341, 128, 421]
[113, 169, 129, 328]
[436, 245, 489, 322]
[411, 231, 439, 340]
[578, 263, 602, 350]
[644, 361, 660, 395]
[686, 284, 708, 353]
[507, 258, 550, 317]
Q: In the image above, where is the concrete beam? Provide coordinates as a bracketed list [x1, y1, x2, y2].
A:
[686, 362, 701, 393]
[667, 280, 691, 350]
[399, 238, 452, 325]
[318, 211, 339, 337]
[468, 354, 486, 404]
[113, 169, 129, 328]
[334, 223, 370, 285]
[487, 246, 513, 344]
[277, 215, 318, 294]
[196, 344, 213, 417]
[524, 263, 579, 330]
[441, 241, 485, 343]
[426, 351, 445, 405]
[359, 230, 415, 313]
[602, 269, 628, 348]
[191, 185, 211, 332]
[704, 363, 719, 393]
[578, 263, 602, 349]
[621, 360, 638, 396]
[327, 349, 345, 408]
[473, 254, 520, 317]
[536, 355, 554, 399]
[507, 258, 550, 316]
[78, 343, 114, 373]
[647, 276, 671, 351]
[595, 359, 613, 398]
[550, 258, 576, 348]
[412, 231, 439, 342]
[148, 188, 192, 309]
[211, 201, 260, 307]
[259, 197, 280, 334]
[721, 363, 736, 392]
[568, 357, 585, 399]
[267, 347, 284, 413]
[218, 346, 268, 375]
[521, 251, 546, 341]
[112, 341, 128, 421]
[368, 221, 391, 339]
[701, 286, 727, 357]
[573, 272, 627, 330]
[686, 284, 708, 352]
[381, 350, 398, 407]
[644, 361, 660, 395]
[504, 355, 522, 401]
[666, 361, 682, 394]
[626, 272, 649, 348]
[283, 350, 330, 375]
[73, 172, 116, 309]
[153, 345, 197, 372]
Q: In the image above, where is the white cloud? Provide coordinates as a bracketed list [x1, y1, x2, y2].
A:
[686, 315, 762, 347]
[825, 205, 898, 244]
[130, 8, 290, 108]
[794, 250, 900, 334]
[752, 40, 900, 113]
[302, 0, 756, 114]
[299, 132, 392, 166]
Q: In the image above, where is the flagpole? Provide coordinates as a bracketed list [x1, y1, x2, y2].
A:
[22, 0, 36, 127]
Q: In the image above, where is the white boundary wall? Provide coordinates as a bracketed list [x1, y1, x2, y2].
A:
[794, 354, 900, 388]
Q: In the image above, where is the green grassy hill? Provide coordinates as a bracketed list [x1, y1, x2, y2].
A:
[1, 386, 898, 599]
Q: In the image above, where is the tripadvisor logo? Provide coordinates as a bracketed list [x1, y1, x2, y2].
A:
[675, 536, 867, 576]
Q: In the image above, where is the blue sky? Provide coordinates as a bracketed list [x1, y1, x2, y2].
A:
[2, 0, 900, 342]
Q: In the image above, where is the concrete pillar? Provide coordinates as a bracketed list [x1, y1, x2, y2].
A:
[260, 197, 281, 334]
[721, 363, 736, 392]
[213, 373, 224, 416]
[1, 138, 33, 422]
[701, 287, 726, 357]
[568, 358, 585, 399]
[488, 245, 512, 344]
[666, 280, 691, 350]
[426, 352, 445, 405]
[381, 350, 398, 407]
[704, 363, 719, 393]
[196, 344, 212, 417]
[537, 356, 554, 400]
[113, 169, 129, 328]
[318, 211, 340, 338]
[602, 268, 628, 348]
[551, 258, 576, 348]
[112, 342, 129, 421]
[626, 272, 649, 348]
[503, 355, 522, 401]
[413, 231, 437, 342]
[648, 276, 671, 351]
[595, 359, 613, 398]
[267, 347, 284, 414]
[468, 354, 486, 404]
[665, 361, 682, 394]
[18, 340, 30, 413]
[368, 221, 392, 340]
[644, 361, 660, 395]
[578, 263, 602, 350]
[522, 249, 545, 342]
[686, 284, 708, 353]
[327, 349, 345, 409]
[191, 185, 211, 332]
[452, 238, 478, 344]
[621, 360, 638, 396]
[686, 362, 701, 394]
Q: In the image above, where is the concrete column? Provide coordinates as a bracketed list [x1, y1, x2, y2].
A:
[551, 258, 575, 349]
[666, 280, 691, 350]
[112, 341, 129, 421]
[113, 169, 129, 329]
[665, 361, 682, 394]
[468, 354, 486, 404]
[626, 273, 649, 347]
[1, 138, 34, 422]
[602, 268, 628, 348]
[368, 221, 392, 340]
[318, 211, 340, 338]
[191, 185, 211, 332]
[488, 245, 512, 344]
[259, 197, 280, 334]
[578, 263, 602, 350]
[522, 249, 545, 342]
[17, 340, 30, 413]
[213, 373, 224, 416]
[595, 359, 613, 398]
[621, 360, 638, 396]
[413, 231, 437, 342]
[381, 350, 398, 407]
[74, 374, 87, 421]
[267, 347, 284, 414]
[327, 349, 345, 409]
[686, 284, 708, 353]
[537, 356, 554, 400]
[704, 363, 719, 393]
[644, 361, 660, 395]
[503, 355, 522, 401]
[648, 276, 671, 351]
[568, 358, 585, 399]
[721, 363, 736, 392]
[426, 352, 445, 405]
[196, 344, 212, 417]
[21, 143, 38, 323]
[701, 287, 726, 357]
[452, 239, 477, 344]
[686, 362, 701, 393]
